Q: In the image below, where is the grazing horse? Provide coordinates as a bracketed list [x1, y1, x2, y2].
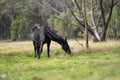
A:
[31, 25, 71, 59]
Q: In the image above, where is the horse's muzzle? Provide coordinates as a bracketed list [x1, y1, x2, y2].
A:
[67, 50, 71, 54]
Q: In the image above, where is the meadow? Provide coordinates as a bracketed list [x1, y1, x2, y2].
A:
[0, 40, 120, 80]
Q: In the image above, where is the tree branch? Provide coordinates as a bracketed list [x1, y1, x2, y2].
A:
[91, 0, 100, 40]
[64, 0, 99, 41]
[99, 0, 106, 27]
[113, 0, 120, 6]
[73, 0, 81, 14]
[106, 0, 116, 27]
[64, 0, 84, 27]
[47, 3, 61, 14]
[91, 0, 97, 28]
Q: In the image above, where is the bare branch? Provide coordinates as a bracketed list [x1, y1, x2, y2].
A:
[64, 0, 84, 27]
[34, 0, 61, 14]
[47, 3, 61, 14]
[35, 0, 42, 7]
[106, 0, 115, 27]
[113, 0, 120, 6]
[73, 0, 81, 14]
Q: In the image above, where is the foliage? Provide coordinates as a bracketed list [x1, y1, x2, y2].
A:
[48, 12, 68, 37]
[0, 0, 5, 4]
[11, 17, 26, 40]
[48, 10, 84, 38]
[108, 6, 120, 38]
[116, 6, 120, 35]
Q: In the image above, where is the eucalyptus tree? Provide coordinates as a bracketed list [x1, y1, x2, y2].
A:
[64, 0, 120, 41]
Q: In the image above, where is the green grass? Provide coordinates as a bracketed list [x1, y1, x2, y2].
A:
[0, 40, 120, 80]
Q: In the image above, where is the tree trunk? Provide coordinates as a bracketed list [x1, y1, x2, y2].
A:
[91, 0, 101, 41]
[100, 0, 115, 41]
[83, 0, 89, 49]
[101, 25, 107, 41]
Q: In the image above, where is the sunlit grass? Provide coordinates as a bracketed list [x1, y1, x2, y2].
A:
[0, 40, 120, 80]
[0, 40, 120, 54]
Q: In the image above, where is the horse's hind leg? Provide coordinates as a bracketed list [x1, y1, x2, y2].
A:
[47, 41, 51, 58]
[33, 41, 37, 58]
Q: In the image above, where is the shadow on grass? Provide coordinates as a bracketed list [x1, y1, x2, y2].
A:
[0, 52, 33, 59]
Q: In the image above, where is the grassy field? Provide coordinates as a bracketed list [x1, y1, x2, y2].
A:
[0, 40, 120, 80]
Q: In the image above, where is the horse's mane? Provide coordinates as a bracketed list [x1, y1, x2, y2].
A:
[45, 26, 64, 43]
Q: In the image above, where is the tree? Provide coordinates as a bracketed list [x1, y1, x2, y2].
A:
[0, 0, 12, 39]
[108, 4, 120, 39]
[99, 0, 120, 41]
[83, 0, 89, 49]
[0, 0, 120, 41]
[64, 0, 120, 41]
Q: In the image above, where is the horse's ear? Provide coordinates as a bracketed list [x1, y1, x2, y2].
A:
[65, 37, 67, 41]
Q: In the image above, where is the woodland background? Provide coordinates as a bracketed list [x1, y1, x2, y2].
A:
[0, 0, 120, 41]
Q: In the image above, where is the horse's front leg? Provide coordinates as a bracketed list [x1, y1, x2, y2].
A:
[33, 41, 37, 58]
[36, 42, 40, 59]
[47, 41, 51, 58]
[38, 41, 43, 59]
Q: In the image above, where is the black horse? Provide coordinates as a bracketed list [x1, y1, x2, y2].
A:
[31, 25, 71, 59]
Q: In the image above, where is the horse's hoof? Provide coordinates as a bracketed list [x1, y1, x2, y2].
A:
[34, 55, 37, 58]
[38, 57, 40, 59]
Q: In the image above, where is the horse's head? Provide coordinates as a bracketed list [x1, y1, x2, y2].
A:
[62, 39, 71, 54]
[32, 25, 40, 32]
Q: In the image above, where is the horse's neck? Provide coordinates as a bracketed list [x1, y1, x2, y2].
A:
[52, 37, 64, 46]
[45, 26, 65, 45]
